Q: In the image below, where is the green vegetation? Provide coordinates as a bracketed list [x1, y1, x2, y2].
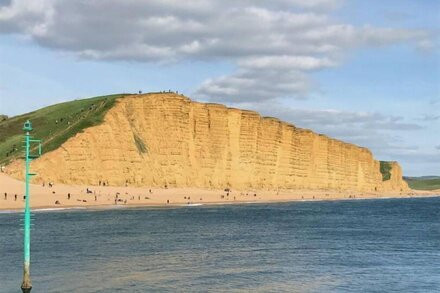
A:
[0, 94, 127, 165]
[133, 133, 148, 154]
[380, 161, 392, 181]
[404, 176, 440, 190]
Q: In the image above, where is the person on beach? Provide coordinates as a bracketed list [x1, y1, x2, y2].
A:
[15, 194, 17, 201]
[68, 193, 71, 200]
[4, 193, 6, 200]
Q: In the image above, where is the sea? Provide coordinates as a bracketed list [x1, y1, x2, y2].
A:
[1, 197, 439, 292]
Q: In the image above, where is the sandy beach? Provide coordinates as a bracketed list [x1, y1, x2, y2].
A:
[1, 173, 438, 212]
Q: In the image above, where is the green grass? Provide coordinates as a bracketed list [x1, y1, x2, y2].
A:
[0, 94, 127, 165]
[380, 161, 393, 181]
[404, 177, 440, 190]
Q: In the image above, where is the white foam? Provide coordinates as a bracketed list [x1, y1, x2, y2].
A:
[0, 210, 20, 214]
[33, 207, 87, 212]
[33, 208, 68, 212]
[182, 203, 204, 207]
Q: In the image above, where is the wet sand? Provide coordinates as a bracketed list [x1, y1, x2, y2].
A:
[0, 173, 438, 211]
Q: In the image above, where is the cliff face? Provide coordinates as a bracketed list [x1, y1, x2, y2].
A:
[7, 94, 409, 192]
[381, 162, 408, 191]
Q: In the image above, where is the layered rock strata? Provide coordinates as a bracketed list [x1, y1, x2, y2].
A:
[7, 94, 409, 192]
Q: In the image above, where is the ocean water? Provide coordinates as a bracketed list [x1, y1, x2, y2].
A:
[1, 197, 439, 292]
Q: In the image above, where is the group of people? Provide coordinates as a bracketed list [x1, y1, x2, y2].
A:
[42, 182, 55, 188]
[98, 180, 109, 187]
[3, 192, 18, 201]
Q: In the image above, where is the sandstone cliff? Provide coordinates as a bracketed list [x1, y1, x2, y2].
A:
[7, 93, 409, 192]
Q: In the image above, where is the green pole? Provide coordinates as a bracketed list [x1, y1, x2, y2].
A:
[21, 120, 35, 293]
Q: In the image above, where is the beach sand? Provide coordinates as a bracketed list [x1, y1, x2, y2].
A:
[0, 173, 437, 211]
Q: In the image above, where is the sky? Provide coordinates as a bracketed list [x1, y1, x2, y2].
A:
[0, 0, 439, 176]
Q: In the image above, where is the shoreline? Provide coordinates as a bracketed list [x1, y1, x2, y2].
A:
[1, 173, 439, 212]
[1, 192, 439, 214]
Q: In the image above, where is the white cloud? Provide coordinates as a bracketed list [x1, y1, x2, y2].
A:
[196, 70, 312, 102]
[244, 102, 423, 133]
[0, 0, 433, 102]
[419, 114, 440, 122]
[238, 56, 337, 71]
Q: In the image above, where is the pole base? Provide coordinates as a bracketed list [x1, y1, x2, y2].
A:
[21, 286, 32, 293]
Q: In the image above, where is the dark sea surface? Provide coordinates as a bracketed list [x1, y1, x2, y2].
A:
[1, 197, 439, 292]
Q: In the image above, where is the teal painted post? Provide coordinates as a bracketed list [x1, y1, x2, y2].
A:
[21, 120, 36, 293]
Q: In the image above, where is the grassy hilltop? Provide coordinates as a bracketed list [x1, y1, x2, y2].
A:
[0, 94, 126, 166]
[404, 176, 440, 191]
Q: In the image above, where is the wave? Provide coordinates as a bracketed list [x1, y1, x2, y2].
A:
[33, 207, 87, 212]
[0, 210, 21, 214]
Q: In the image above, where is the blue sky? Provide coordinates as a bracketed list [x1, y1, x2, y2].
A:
[0, 0, 438, 176]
